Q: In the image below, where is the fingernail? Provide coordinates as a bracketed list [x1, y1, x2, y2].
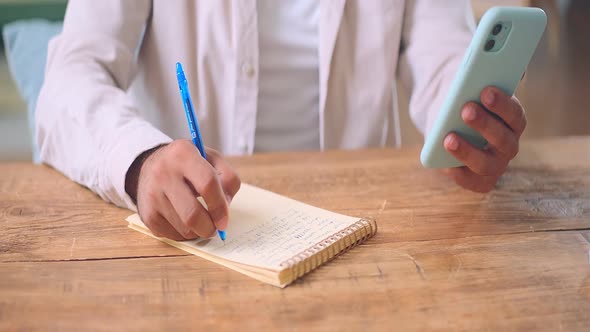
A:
[215, 216, 228, 231]
[218, 219, 228, 231]
[483, 89, 496, 107]
[445, 135, 459, 151]
[210, 207, 228, 230]
[462, 106, 477, 122]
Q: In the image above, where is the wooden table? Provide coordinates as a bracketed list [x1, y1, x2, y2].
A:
[1, 136, 590, 331]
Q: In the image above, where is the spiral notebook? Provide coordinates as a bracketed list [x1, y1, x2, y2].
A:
[127, 184, 377, 287]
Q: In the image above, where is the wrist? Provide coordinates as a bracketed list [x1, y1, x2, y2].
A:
[124, 144, 166, 204]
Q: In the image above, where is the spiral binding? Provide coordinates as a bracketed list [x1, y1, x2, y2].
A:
[279, 218, 377, 284]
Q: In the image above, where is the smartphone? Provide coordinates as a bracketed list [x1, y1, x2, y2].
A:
[420, 7, 547, 168]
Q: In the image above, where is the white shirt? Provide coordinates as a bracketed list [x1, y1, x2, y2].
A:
[36, 1, 475, 210]
[256, 0, 320, 152]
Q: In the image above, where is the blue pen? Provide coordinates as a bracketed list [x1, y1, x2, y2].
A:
[176, 62, 226, 242]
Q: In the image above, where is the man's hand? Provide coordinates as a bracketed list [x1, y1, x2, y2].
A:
[443, 86, 526, 193]
[125, 140, 241, 240]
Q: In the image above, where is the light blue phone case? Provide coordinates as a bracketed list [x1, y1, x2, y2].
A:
[420, 7, 547, 168]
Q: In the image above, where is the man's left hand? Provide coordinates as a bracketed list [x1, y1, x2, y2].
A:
[443, 86, 527, 193]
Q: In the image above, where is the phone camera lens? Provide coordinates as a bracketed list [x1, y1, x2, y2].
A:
[484, 39, 495, 51]
[492, 23, 502, 35]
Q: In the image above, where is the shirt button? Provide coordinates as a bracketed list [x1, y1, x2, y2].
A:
[241, 62, 255, 78]
[238, 136, 249, 153]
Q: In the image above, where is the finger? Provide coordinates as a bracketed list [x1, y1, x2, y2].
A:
[461, 102, 519, 159]
[444, 133, 507, 176]
[141, 210, 186, 241]
[159, 193, 199, 240]
[182, 153, 229, 230]
[165, 178, 217, 238]
[444, 167, 498, 193]
[136, 185, 186, 240]
[480, 87, 527, 136]
[206, 148, 242, 203]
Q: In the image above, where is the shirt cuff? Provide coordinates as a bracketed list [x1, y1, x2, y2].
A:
[103, 122, 173, 211]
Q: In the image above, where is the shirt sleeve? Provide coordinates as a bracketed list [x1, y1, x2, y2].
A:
[398, 0, 476, 136]
[35, 0, 172, 210]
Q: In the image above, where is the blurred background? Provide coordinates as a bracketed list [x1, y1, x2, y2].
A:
[0, 0, 588, 161]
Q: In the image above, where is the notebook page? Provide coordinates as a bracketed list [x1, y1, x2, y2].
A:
[127, 184, 360, 270]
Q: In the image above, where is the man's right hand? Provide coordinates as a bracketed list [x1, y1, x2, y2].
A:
[125, 140, 241, 240]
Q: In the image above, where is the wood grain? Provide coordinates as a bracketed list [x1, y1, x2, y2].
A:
[1, 232, 589, 331]
[1, 136, 589, 330]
